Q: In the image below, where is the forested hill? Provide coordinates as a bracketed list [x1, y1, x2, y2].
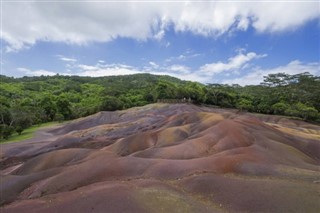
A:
[1, 72, 319, 139]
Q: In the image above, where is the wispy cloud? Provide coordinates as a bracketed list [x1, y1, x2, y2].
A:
[56, 55, 77, 63]
[165, 51, 202, 63]
[149, 61, 159, 69]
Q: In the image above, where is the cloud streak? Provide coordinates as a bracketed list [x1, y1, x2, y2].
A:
[56, 55, 77, 63]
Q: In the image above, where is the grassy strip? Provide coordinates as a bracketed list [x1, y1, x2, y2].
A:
[0, 121, 60, 144]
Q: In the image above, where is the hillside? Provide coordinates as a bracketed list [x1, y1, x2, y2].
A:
[1, 72, 320, 142]
[1, 103, 319, 212]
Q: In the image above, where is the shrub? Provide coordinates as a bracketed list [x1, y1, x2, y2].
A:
[272, 102, 289, 115]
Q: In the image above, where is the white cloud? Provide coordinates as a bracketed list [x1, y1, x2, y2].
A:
[200, 51, 266, 74]
[17, 63, 141, 77]
[222, 60, 320, 86]
[60, 58, 76, 62]
[76, 63, 141, 77]
[2, 1, 319, 51]
[78, 64, 97, 71]
[17, 67, 69, 76]
[149, 61, 159, 69]
[16, 58, 320, 86]
[165, 51, 201, 63]
[17, 60, 198, 81]
[56, 55, 77, 63]
[168, 64, 191, 74]
[251, 2, 320, 33]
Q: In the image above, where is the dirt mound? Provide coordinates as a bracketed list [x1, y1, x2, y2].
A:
[1, 103, 319, 212]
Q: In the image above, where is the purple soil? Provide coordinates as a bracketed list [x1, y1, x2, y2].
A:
[1, 103, 319, 212]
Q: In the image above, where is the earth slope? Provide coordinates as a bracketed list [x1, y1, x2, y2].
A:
[1, 103, 319, 212]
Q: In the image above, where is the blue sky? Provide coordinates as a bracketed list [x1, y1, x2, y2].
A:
[1, 1, 319, 85]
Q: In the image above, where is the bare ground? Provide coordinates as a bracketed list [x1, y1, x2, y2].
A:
[1, 103, 319, 212]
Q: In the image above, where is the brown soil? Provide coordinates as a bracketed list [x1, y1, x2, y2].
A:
[1, 103, 319, 212]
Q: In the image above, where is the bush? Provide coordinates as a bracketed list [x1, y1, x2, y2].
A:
[0, 124, 14, 140]
[237, 98, 253, 111]
[272, 102, 289, 115]
[55, 113, 65, 123]
[100, 96, 124, 111]
[256, 102, 272, 114]
[13, 113, 32, 135]
[285, 102, 319, 120]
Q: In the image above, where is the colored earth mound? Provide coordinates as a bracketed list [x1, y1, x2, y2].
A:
[1, 104, 319, 212]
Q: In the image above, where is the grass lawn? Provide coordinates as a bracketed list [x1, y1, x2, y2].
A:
[0, 121, 60, 144]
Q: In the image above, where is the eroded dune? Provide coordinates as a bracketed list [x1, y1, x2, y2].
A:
[1, 103, 319, 212]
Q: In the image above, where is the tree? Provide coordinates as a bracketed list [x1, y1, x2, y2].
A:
[262, 73, 291, 87]
[154, 81, 178, 100]
[285, 102, 319, 120]
[0, 105, 14, 139]
[10, 105, 33, 135]
[14, 114, 32, 135]
[0, 72, 319, 128]
[272, 102, 289, 115]
[40, 95, 57, 121]
[0, 105, 12, 126]
[0, 124, 14, 140]
[100, 96, 124, 111]
[56, 95, 72, 120]
[256, 102, 272, 114]
[237, 98, 254, 111]
[205, 88, 223, 105]
[55, 113, 64, 123]
[183, 82, 206, 104]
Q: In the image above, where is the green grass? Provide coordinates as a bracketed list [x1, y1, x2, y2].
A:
[0, 121, 60, 144]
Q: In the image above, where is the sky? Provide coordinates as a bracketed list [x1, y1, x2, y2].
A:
[1, 0, 320, 85]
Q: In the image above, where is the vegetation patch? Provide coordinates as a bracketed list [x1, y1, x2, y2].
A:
[0, 122, 59, 144]
[1, 72, 319, 140]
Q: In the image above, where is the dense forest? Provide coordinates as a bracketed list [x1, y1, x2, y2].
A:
[1, 72, 319, 140]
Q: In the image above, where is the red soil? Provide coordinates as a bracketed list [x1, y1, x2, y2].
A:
[1, 103, 319, 212]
